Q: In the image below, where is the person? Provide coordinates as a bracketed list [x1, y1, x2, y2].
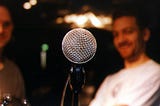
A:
[0, 2, 26, 104]
[89, 3, 160, 106]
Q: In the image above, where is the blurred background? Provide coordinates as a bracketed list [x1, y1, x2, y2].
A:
[4, 0, 160, 105]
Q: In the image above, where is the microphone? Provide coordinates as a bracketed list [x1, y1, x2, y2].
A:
[61, 28, 97, 106]
[62, 28, 97, 64]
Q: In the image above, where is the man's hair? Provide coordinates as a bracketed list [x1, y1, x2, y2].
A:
[111, 3, 151, 30]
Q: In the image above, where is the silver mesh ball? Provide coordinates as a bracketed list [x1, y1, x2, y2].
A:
[62, 28, 97, 64]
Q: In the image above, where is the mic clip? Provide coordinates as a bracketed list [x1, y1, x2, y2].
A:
[69, 64, 86, 94]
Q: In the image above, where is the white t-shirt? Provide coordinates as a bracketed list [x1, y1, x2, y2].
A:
[89, 60, 160, 106]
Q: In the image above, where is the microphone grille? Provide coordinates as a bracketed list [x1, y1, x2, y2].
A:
[62, 28, 97, 64]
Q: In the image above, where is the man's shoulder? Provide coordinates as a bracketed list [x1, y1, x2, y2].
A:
[147, 59, 160, 71]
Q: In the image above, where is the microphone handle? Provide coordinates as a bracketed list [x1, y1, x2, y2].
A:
[69, 64, 86, 106]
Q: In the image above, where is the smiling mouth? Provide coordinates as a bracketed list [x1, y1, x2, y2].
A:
[118, 43, 131, 50]
[120, 45, 130, 49]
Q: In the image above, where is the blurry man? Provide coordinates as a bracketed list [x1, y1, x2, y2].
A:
[89, 3, 160, 106]
[0, 2, 26, 103]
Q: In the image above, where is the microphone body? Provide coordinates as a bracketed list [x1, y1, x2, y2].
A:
[61, 28, 97, 106]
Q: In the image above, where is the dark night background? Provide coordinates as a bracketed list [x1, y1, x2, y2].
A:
[3, 0, 160, 105]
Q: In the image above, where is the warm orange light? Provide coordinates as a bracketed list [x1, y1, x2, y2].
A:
[56, 12, 112, 30]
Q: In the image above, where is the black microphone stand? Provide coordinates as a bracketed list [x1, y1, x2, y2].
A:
[69, 64, 86, 106]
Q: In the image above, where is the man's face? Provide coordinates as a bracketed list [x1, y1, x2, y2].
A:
[112, 16, 147, 61]
[0, 6, 13, 49]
